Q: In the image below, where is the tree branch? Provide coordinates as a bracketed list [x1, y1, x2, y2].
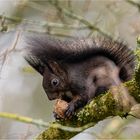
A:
[0, 112, 95, 132]
[0, 63, 140, 139]
[126, 0, 140, 11]
[48, 0, 110, 37]
[0, 48, 139, 139]
[0, 15, 87, 30]
[36, 66, 140, 139]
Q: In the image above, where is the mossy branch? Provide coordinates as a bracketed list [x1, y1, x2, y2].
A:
[36, 72, 140, 139]
[0, 112, 49, 127]
[0, 62, 140, 140]
[0, 48, 139, 139]
[0, 112, 96, 133]
[1, 52, 139, 139]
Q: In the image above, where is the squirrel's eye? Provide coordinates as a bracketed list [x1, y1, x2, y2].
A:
[51, 78, 59, 87]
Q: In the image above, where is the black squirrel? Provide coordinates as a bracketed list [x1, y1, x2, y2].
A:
[24, 34, 135, 119]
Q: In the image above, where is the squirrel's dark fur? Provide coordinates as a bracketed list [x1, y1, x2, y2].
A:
[24, 34, 135, 119]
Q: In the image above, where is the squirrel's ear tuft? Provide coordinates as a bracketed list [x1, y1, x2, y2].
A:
[24, 55, 45, 75]
[47, 60, 67, 78]
[23, 33, 65, 75]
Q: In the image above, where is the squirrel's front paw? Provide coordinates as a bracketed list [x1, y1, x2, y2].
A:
[64, 103, 75, 119]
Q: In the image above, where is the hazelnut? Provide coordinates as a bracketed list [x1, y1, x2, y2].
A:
[54, 99, 68, 118]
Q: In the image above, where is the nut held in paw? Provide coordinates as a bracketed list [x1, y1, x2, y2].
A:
[54, 99, 68, 118]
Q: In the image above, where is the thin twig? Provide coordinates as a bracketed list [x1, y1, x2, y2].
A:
[0, 112, 95, 132]
[0, 15, 87, 30]
[0, 49, 8, 78]
[0, 30, 21, 58]
[126, 0, 140, 11]
[52, 0, 67, 24]
[82, 0, 91, 12]
[0, 30, 21, 77]
[0, 14, 8, 32]
[67, 0, 73, 13]
[48, 0, 110, 37]
[46, 31, 76, 38]
[28, 29, 76, 38]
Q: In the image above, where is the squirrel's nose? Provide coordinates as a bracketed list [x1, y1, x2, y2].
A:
[47, 92, 59, 100]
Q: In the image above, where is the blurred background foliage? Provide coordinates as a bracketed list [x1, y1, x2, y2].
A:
[0, 0, 140, 139]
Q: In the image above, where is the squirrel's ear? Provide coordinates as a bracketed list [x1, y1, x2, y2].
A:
[47, 60, 67, 77]
[34, 64, 45, 75]
[24, 55, 45, 75]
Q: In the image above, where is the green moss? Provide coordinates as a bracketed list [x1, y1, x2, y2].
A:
[135, 66, 140, 89]
[137, 36, 140, 48]
[37, 127, 77, 140]
[77, 93, 117, 124]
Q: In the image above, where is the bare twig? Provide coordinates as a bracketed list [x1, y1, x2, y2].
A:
[67, 0, 73, 12]
[21, 0, 110, 37]
[0, 50, 8, 78]
[82, 0, 92, 12]
[0, 14, 8, 32]
[87, 13, 102, 37]
[0, 30, 21, 58]
[28, 29, 76, 38]
[126, 0, 140, 11]
[51, 0, 67, 23]
[0, 15, 87, 30]
[46, 31, 76, 38]
[0, 30, 21, 77]
[0, 112, 95, 132]
[0, 112, 49, 128]
[48, 0, 110, 37]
